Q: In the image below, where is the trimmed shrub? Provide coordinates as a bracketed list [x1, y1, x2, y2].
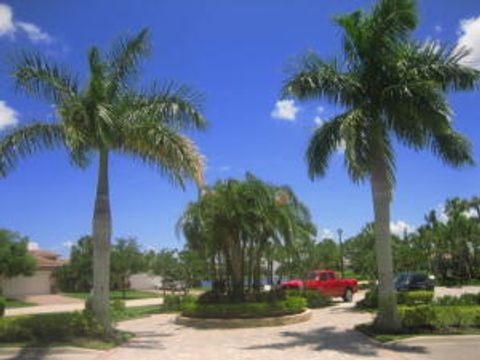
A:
[397, 291, 434, 306]
[434, 306, 480, 329]
[111, 299, 126, 313]
[0, 297, 5, 317]
[163, 294, 196, 311]
[398, 305, 480, 330]
[182, 297, 306, 319]
[286, 289, 331, 308]
[398, 305, 436, 329]
[434, 293, 480, 306]
[358, 289, 433, 309]
[357, 288, 378, 309]
[0, 311, 104, 342]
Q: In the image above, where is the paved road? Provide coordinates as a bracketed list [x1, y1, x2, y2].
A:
[389, 336, 480, 360]
[100, 302, 413, 360]
[2, 289, 480, 360]
[5, 297, 164, 317]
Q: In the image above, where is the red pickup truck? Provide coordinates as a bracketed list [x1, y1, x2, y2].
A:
[281, 269, 358, 302]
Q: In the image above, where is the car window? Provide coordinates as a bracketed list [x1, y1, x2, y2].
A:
[319, 273, 328, 281]
[412, 273, 426, 283]
[327, 272, 335, 280]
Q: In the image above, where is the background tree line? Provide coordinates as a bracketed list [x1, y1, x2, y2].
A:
[54, 237, 208, 294]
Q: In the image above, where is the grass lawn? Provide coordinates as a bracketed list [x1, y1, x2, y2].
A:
[63, 290, 159, 301]
[5, 298, 35, 308]
[112, 304, 167, 321]
[0, 332, 133, 351]
[356, 324, 480, 343]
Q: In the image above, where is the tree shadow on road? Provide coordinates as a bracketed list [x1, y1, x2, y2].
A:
[244, 326, 428, 357]
[8, 346, 50, 360]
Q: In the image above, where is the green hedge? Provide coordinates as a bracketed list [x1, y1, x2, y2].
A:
[399, 305, 480, 329]
[0, 312, 103, 342]
[358, 289, 433, 309]
[163, 294, 196, 311]
[397, 291, 434, 305]
[286, 290, 331, 308]
[0, 297, 5, 317]
[433, 293, 480, 306]
[182, 296, 306, 319]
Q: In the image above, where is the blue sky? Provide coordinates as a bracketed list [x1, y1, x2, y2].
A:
[0, 0, 479, 256]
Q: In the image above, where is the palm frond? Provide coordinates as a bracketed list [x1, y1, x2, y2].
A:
[283, 53, 363, 106]
[429, 130, 474, 167]
[334, 10, 367, 65]
[11, 51, 78, 103]
[367, 0, 418, 50]
[118, 122, 205, 188]
[402, 41, 480, 92]
[107, 28, 151, 96]
[0, 123, 65, 177]
[125, 82, 207, 131]
[306, 112, 346, 180]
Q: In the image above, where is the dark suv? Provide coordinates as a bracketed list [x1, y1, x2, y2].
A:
[394, 272, 434, 291]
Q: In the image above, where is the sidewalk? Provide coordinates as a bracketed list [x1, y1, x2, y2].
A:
[5, 297, 164, 317]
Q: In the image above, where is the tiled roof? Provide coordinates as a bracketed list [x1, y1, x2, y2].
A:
[29, 250, 68, 270]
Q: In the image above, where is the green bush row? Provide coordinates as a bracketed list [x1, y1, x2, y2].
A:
[358, 289, 434, 309]
[182, 296, 306, 319]
[433, 293, 480, 306]
[398, 291, 434, 305]
[399, 305, 480, 329]
[163, 294, 196, 311]
[0, 311, 103, 342]
[0, 297, 5, 317]
[286, 290, 331, 308]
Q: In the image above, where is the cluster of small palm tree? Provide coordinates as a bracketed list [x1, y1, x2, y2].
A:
[178, 173, 316, 301]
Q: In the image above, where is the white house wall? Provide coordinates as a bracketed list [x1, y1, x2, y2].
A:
[1, 270, 52, 298]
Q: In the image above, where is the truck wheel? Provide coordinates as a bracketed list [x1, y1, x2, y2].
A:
[343, 288, 353, 302]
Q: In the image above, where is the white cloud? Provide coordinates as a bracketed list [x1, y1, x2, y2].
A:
[61, 241, 74, 249]
[319, 228, 335, 240]
[434, 25, 442, 34]
[436, 204, 449, 223]
[337, 139, 346, 154]
[0, 3, 52, 42]
[17, 21, 52, 43]
[0, 101, 18, 130]
[390, 220, 415, 237]
[219, 165, 231, 172]
[0, 3, 15, 37]
[313, 116, 324, 126]
[271, 99, 300, 121]
[27, 241, 39, 251]
[456, 16, 480, 69]
[317, 106, 325, 113]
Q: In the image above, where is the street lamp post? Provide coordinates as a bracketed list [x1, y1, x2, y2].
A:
[337, 228, 344, 279]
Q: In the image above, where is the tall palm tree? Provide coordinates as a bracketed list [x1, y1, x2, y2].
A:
[283, 0, 478, 331]
[0, 29, 207, 333]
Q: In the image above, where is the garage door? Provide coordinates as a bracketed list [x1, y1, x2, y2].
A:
[2, 270, 52, 297]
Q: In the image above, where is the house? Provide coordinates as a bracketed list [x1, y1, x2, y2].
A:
[129, 273, 163, 291]
[1, 249, 67, 298]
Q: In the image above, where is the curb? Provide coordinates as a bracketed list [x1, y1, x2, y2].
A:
[175, 309, 312, 329]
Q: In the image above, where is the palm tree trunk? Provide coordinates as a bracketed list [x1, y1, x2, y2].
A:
[229, 235, 244, 301]
[92, 150, 112, 335]
[371, 159, 401, 332]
